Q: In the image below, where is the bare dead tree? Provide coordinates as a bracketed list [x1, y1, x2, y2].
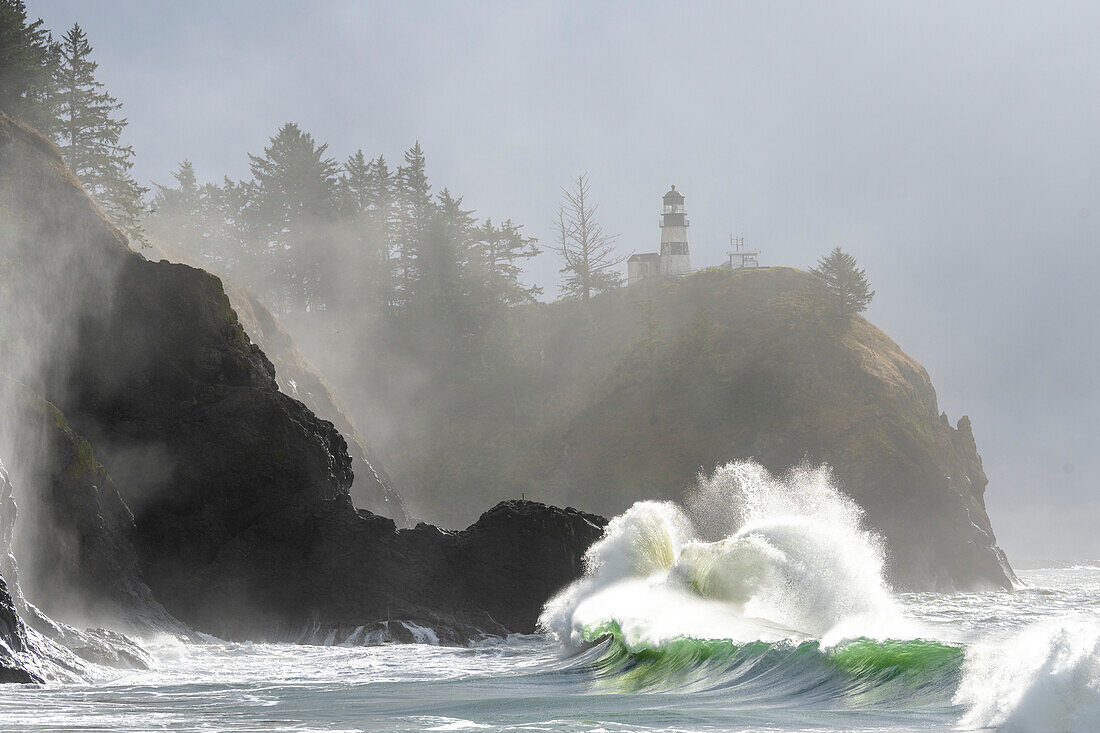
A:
[554, 173, 624, 302]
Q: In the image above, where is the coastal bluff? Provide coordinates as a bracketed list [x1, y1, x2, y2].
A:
[0, 113, 603, 643]
[373, 266, 1016, 591]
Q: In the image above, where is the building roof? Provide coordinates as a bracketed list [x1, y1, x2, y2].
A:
[628, 252, 661, 261]
[663, 185, 684, 201]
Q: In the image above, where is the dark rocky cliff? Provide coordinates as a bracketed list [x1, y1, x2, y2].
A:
[0, 460, 39, 682]
[0, 113, 601, 641]
[0, 378, 179, 633]
[139, 237, 408, 526]
[0, 458, 152, 683]
[190, 499, 606, 643]
[222, 281, 409, 525]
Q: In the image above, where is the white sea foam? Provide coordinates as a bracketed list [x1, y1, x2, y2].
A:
[540, 460, 910, 649]
[1, 568, 1098, 732]
[400, 621, 441, 645]
[956, 617, 1100, 732]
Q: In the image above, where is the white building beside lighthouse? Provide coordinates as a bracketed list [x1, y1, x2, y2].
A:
[627, 185, 692, 285]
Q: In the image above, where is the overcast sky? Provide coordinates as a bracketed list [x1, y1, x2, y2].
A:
[31, 0, 1100, 562]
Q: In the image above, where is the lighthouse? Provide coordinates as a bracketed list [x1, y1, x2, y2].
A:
[659, 185, 691, 276]
[626, 185, 694, 285]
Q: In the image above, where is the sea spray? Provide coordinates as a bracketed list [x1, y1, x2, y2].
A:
[540, 460, 909, 649]
[955, 618, 1100, 732]
[3, 567, 1097, 731]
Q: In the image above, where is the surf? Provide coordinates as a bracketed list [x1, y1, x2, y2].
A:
[540, 460, 910, 649]
[540, 459, 1100, 729]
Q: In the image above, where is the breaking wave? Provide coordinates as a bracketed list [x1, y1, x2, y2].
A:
[956, 618, 1100, 732]
[540, 460, 909, 649]
[541, 460, 1100, 729]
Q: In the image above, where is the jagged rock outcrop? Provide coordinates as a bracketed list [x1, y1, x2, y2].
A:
[199, 499, 606, 643]
[0, 460, 151, 683]
[139, 237, 408, 525]
[0, 585, 39, 683]
[0, 378, 182, 633]
[223, 282, 409, 524]
[0, 460, 43, 683]
[0, 539, 38, 682]
[0, 113, 602, 640]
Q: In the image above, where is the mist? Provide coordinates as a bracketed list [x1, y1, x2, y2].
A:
[3, 1, 1100, 726]
[22, 0, 1097, 563]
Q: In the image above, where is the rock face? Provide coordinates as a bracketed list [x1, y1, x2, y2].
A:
[376, 267, 1016, 591]
[203, 499, 606, 643]
[0, 378, 181, 633]
[0, 113, 602, 640]
[140, 237, 408, 525]
[0, 581, 37, 682]
[0, 459, 151, 683]
[223, 282, 409, 524]
[0, 462, 38, 682]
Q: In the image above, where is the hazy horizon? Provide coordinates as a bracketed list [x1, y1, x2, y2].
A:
[29, 0, 1100, 562]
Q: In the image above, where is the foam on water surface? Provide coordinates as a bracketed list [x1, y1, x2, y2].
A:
[0, 458, 1097, 731]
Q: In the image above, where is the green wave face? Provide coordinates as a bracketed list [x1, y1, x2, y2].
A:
[581, 622, 964, 707]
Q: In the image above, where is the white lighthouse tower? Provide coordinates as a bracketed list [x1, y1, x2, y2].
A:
[659, 185, 691, 276]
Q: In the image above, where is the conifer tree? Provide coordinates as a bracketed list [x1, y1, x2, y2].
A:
[435, 188, 476, 269]
[149, 159, 203, 253]
[810, 246, 875, 320]
[53, 23, 146, 239]
[474, 218, 541, 306]
[395, 142, 433, 311]
[365, 155, 396, 227]
[342, 149, 371, 212]
[247, 122, 339, 311]
[365, 155, 397, 311]
[416, 195, 469, 326]
[208, 176, 255, 281]
[337, 149, 393, 312]
[0, 0, 58, 134]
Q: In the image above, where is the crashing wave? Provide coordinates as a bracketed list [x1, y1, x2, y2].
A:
[540, 460, 909, 649]
[541, 459, 1100, 728]
[955, 618, 1100, 732]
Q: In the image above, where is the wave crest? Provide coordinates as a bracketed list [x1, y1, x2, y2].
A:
[540, 460, 906, 649]
[956, 618, 1100, 732]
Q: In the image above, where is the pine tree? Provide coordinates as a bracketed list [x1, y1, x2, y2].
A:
[435, 188, 476, 270]
[149, 159, 202, 252]
[336, 149, 393, 313]
[53, 23, 146, 239]
[342, 149, 371, 212]
[474, 217, 541, 306]
[365, 155, 397, 312]
[365, 156, 396, 227]
[0, 0, 58, 134]
[394, 141, 433, 311]
[415, 196, 469, 325]
[208, 176, 255, 282]
[555, 174, 623, 302]
[810, 246, 875, 320]
[246, 122, 339, 311]
[148, 159, 247, 276]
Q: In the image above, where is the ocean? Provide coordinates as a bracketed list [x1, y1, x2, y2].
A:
[1, 462, 1097, 732]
